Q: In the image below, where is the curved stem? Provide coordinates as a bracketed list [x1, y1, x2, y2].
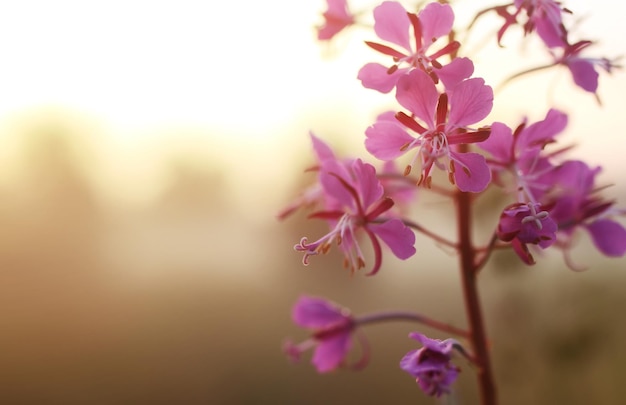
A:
[455, 188, 498, 405]
[355, 310, 469, 338]
[403, 219, 458, 249]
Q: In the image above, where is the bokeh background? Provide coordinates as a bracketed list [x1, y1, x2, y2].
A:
[0, 0, 625, 404]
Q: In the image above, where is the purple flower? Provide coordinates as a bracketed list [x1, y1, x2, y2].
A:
[365, 69, 493, 192]
[479, 0, 569, 46]
[543, 160, 626, 258]
[317, 0, 355, 41]
[357, 1, 464, 93]
[497, 202, 558, 265]
[400, 332, 460, 397]
[552, 40, 617, 94]
[478, 108, 568, 201]
[294, 155, 416, 275]
[283, 296, 364, 373]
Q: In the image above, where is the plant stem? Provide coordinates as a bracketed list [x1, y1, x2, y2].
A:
[355, 311, 469, 338]
[455, 188, 497, 405]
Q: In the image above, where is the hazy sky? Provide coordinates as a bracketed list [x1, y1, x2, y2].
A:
[0, 0, 622, 153]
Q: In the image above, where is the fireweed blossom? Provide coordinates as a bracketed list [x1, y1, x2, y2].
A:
[549, 39, 618, 94]
[473, 0, 570, 46]
[357, 1, 469, 93]
[478, 108, 568, 201]
[317, 0, 355, 41]
[400, 333, 462, 397]
[541, 160, 626, 261]
[497, 202, 558, 264]
[365, 68, 493, 192]
[283, 296, 364, 373]
[294, 156, 416, 275]
[281, 133, 416, 220]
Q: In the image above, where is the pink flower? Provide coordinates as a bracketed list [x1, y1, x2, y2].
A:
[317, 0, 355, 41]
[357, 1, 465, 93]
[294, 157, 416, 275]
[497, 202, 558, 265]
[277, 133, 342, 220]
[365, 69, 493, 192]
[283, 296, 363, 373]
[552, 40, 617, 94]
[478, 108, 567, 201]
[400, 332, 461, 397]
[543, 160, 626, 259]
[478, 0, 568, 46]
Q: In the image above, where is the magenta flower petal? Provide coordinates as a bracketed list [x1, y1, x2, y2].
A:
[585, 219, 626, 257]
[448, 78, 493, 127]
[365, 121, 415, 161]
[418, 2, 454, 44]
[567, 59, 600, 93]
[477, 122, 513, 162]
[373, 1, 412, 51]
[319, 159, 357, 210]
[452, 152, 491, 193]
[396, 69, 438, 129]
[520, 108, 567, 150]
[358, 63, 409, 94]
[312, 333, 353, 373]
[318, 0, 355, 40]
[310, 132, 336, 162]
[292, 296, 348, 328]
[436, 57, 474, 90]
[369, 219, 416, 260]
[352, 159, 384, 210]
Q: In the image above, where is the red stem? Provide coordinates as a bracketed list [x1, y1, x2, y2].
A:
[455, 188, 498, 405]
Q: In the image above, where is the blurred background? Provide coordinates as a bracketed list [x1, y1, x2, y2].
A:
[0, 0, 624, 404]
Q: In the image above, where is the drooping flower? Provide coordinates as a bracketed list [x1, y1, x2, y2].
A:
[294, 156, 416, 275]
[283, 295, 365, 373]
[365, 68, 493, 192]
[357, 1, 465, 93]
[551, 40, 618, 94]
[542, 160, 626, 259]
[400, 332, 461, 397]
[497, 202, 558, 264]
[317, 0, 355, 41]
[473, 0, 569, 46]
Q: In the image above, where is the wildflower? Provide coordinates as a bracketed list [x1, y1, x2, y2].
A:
[294, 157, 416, 275]
[357, 1, 463, 93]
[542, 160, 626, 259]
[400, 332, 461, 397]
[317, 0, 355, 41]
[283, 295, 365, 373]
[478, 108, 567, 201]
[497, 202, 558, 264]
[552, 40, 618, 94]
[365, 68, 493, 192]
[475, 0, 569, 46]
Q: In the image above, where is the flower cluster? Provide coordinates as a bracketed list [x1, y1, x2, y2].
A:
[282, 0, 624, 401]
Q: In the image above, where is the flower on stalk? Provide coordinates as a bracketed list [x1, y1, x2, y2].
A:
[478, 108, 568, 201]
[358, 1, 468, 93]
[542, 160, 626, 261]
[294, 155, 416, 275]
[283, 295, 366, 373]
[400, 332, 461, 397]
[365, 68, 493, 192]
[497, 202, 558, 264]
[550, 39, 618, 95]
[473, 0, 570, 47]
[317, 0, 355, 41]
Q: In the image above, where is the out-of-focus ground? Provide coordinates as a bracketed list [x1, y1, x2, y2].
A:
[0, 108, 624, 405]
